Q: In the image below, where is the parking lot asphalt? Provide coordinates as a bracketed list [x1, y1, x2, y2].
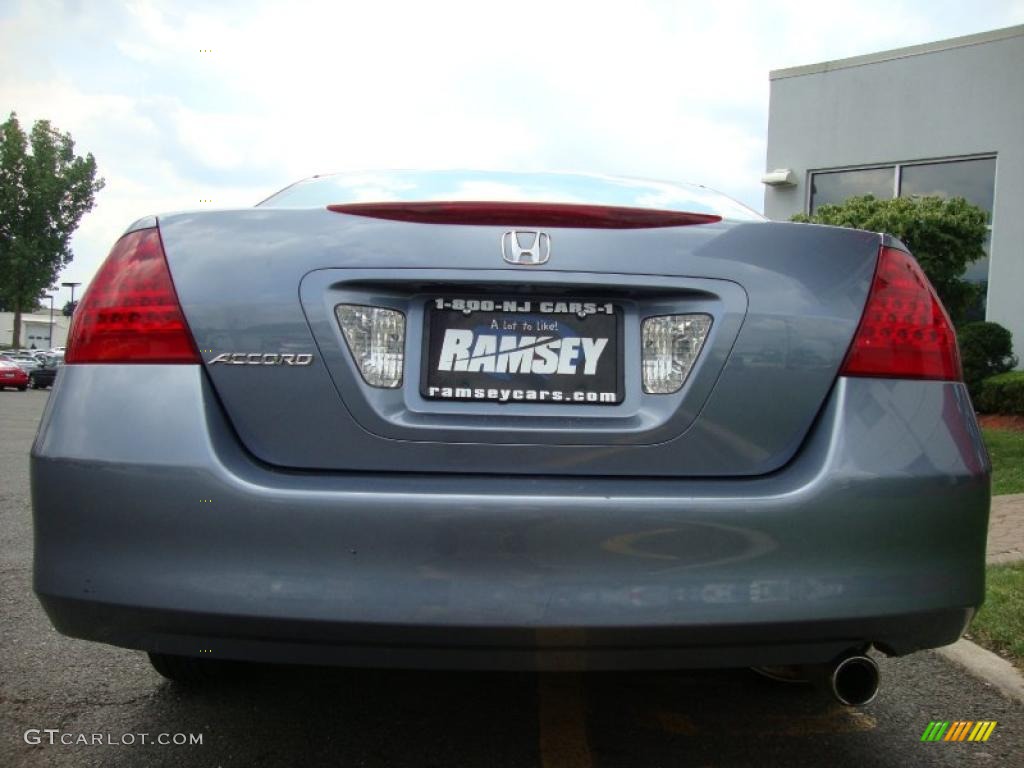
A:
[2, 387, 1022, 767]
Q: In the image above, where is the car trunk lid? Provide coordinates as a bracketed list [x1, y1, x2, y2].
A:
[159, 207, 879, 476]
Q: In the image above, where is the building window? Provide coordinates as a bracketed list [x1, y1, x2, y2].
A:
[809, 167, 895, 212]
[808, 156, 996, 302]
[898, 156, 996, 296]
[897, 157, 996, 214]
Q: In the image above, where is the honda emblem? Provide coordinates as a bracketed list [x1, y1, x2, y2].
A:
[501, 230, 551, 265]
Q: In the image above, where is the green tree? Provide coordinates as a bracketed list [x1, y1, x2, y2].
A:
[793, 195, 989, 322]
[0, 113, 103, 347]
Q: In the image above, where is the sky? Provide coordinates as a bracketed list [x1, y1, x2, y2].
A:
[2, 0, 1023, 301]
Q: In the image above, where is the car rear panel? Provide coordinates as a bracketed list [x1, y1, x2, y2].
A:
[32, 365, 988, 668]
[158, 209, 880, 476]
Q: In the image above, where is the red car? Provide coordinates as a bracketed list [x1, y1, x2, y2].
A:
[0, 358, 29, 390]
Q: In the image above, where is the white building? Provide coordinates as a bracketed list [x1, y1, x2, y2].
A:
[0, 312, 69, 349]
[763, 25, 1024, 361]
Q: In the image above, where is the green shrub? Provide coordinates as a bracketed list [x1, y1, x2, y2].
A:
[975, 372, 1024, 415]
[958, 321, 1016, 397]
[793, 194, 989, 321]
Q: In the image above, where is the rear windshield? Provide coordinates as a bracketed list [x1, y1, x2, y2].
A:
[258, 170, 764, 222]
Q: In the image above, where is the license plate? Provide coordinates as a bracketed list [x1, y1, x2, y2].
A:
[422, 297, 623, 405]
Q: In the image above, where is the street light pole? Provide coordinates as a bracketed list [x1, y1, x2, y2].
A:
[41, 294, 54, 348]
[61, 281, 82, 316]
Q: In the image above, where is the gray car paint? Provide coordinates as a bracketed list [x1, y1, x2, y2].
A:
[32, 366, 988, 668]
[157, 210, 879, 475]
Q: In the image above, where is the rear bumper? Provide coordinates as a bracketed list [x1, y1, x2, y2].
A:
[32, 366, 990, 669]
[1, 371, 29, 387]
[29, 369, 56, 387]
[39, 596, 972, 670]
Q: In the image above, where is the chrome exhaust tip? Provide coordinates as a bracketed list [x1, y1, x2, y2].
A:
[829, 654, 880, 706]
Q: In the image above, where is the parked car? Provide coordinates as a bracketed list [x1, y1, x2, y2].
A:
[28, 357, 61, 389]
[7, 354, 40, 374]
[31, 171, 989, 704]
[0, 359, 29, 390]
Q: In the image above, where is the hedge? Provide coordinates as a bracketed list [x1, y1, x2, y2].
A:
[958, 321, 1017, 398]
[975, 371, 1024, 415]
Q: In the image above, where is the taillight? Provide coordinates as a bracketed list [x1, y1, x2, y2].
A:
[840, 246, 961, 381]
[65, 227, 199, 364]
[327, 201, 721, 228]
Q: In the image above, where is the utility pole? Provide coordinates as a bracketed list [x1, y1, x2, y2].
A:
[62, 281, 82, 316]
[41, 294, 54, 347]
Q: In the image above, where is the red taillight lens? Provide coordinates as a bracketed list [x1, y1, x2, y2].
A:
[840, 246, 961, 381]
[65, 228, 199, 364]
[327, 201, 721, 228]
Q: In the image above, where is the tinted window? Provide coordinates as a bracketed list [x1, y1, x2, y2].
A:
[962, 233, 992, 285]
[901, 158, 995, 286]
[810, 167, 894, 212]
[259, 170, 765, 221]
[899, 157, 996, 214]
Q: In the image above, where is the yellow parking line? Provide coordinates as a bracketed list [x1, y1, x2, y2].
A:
[654, 710, 699, 735]
[538, 674, 593, 768]
[652, 705, 876, 737]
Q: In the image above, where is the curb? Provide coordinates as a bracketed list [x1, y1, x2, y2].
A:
[935, 639, 1024, 703]
[988, 551, 1024, 565]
